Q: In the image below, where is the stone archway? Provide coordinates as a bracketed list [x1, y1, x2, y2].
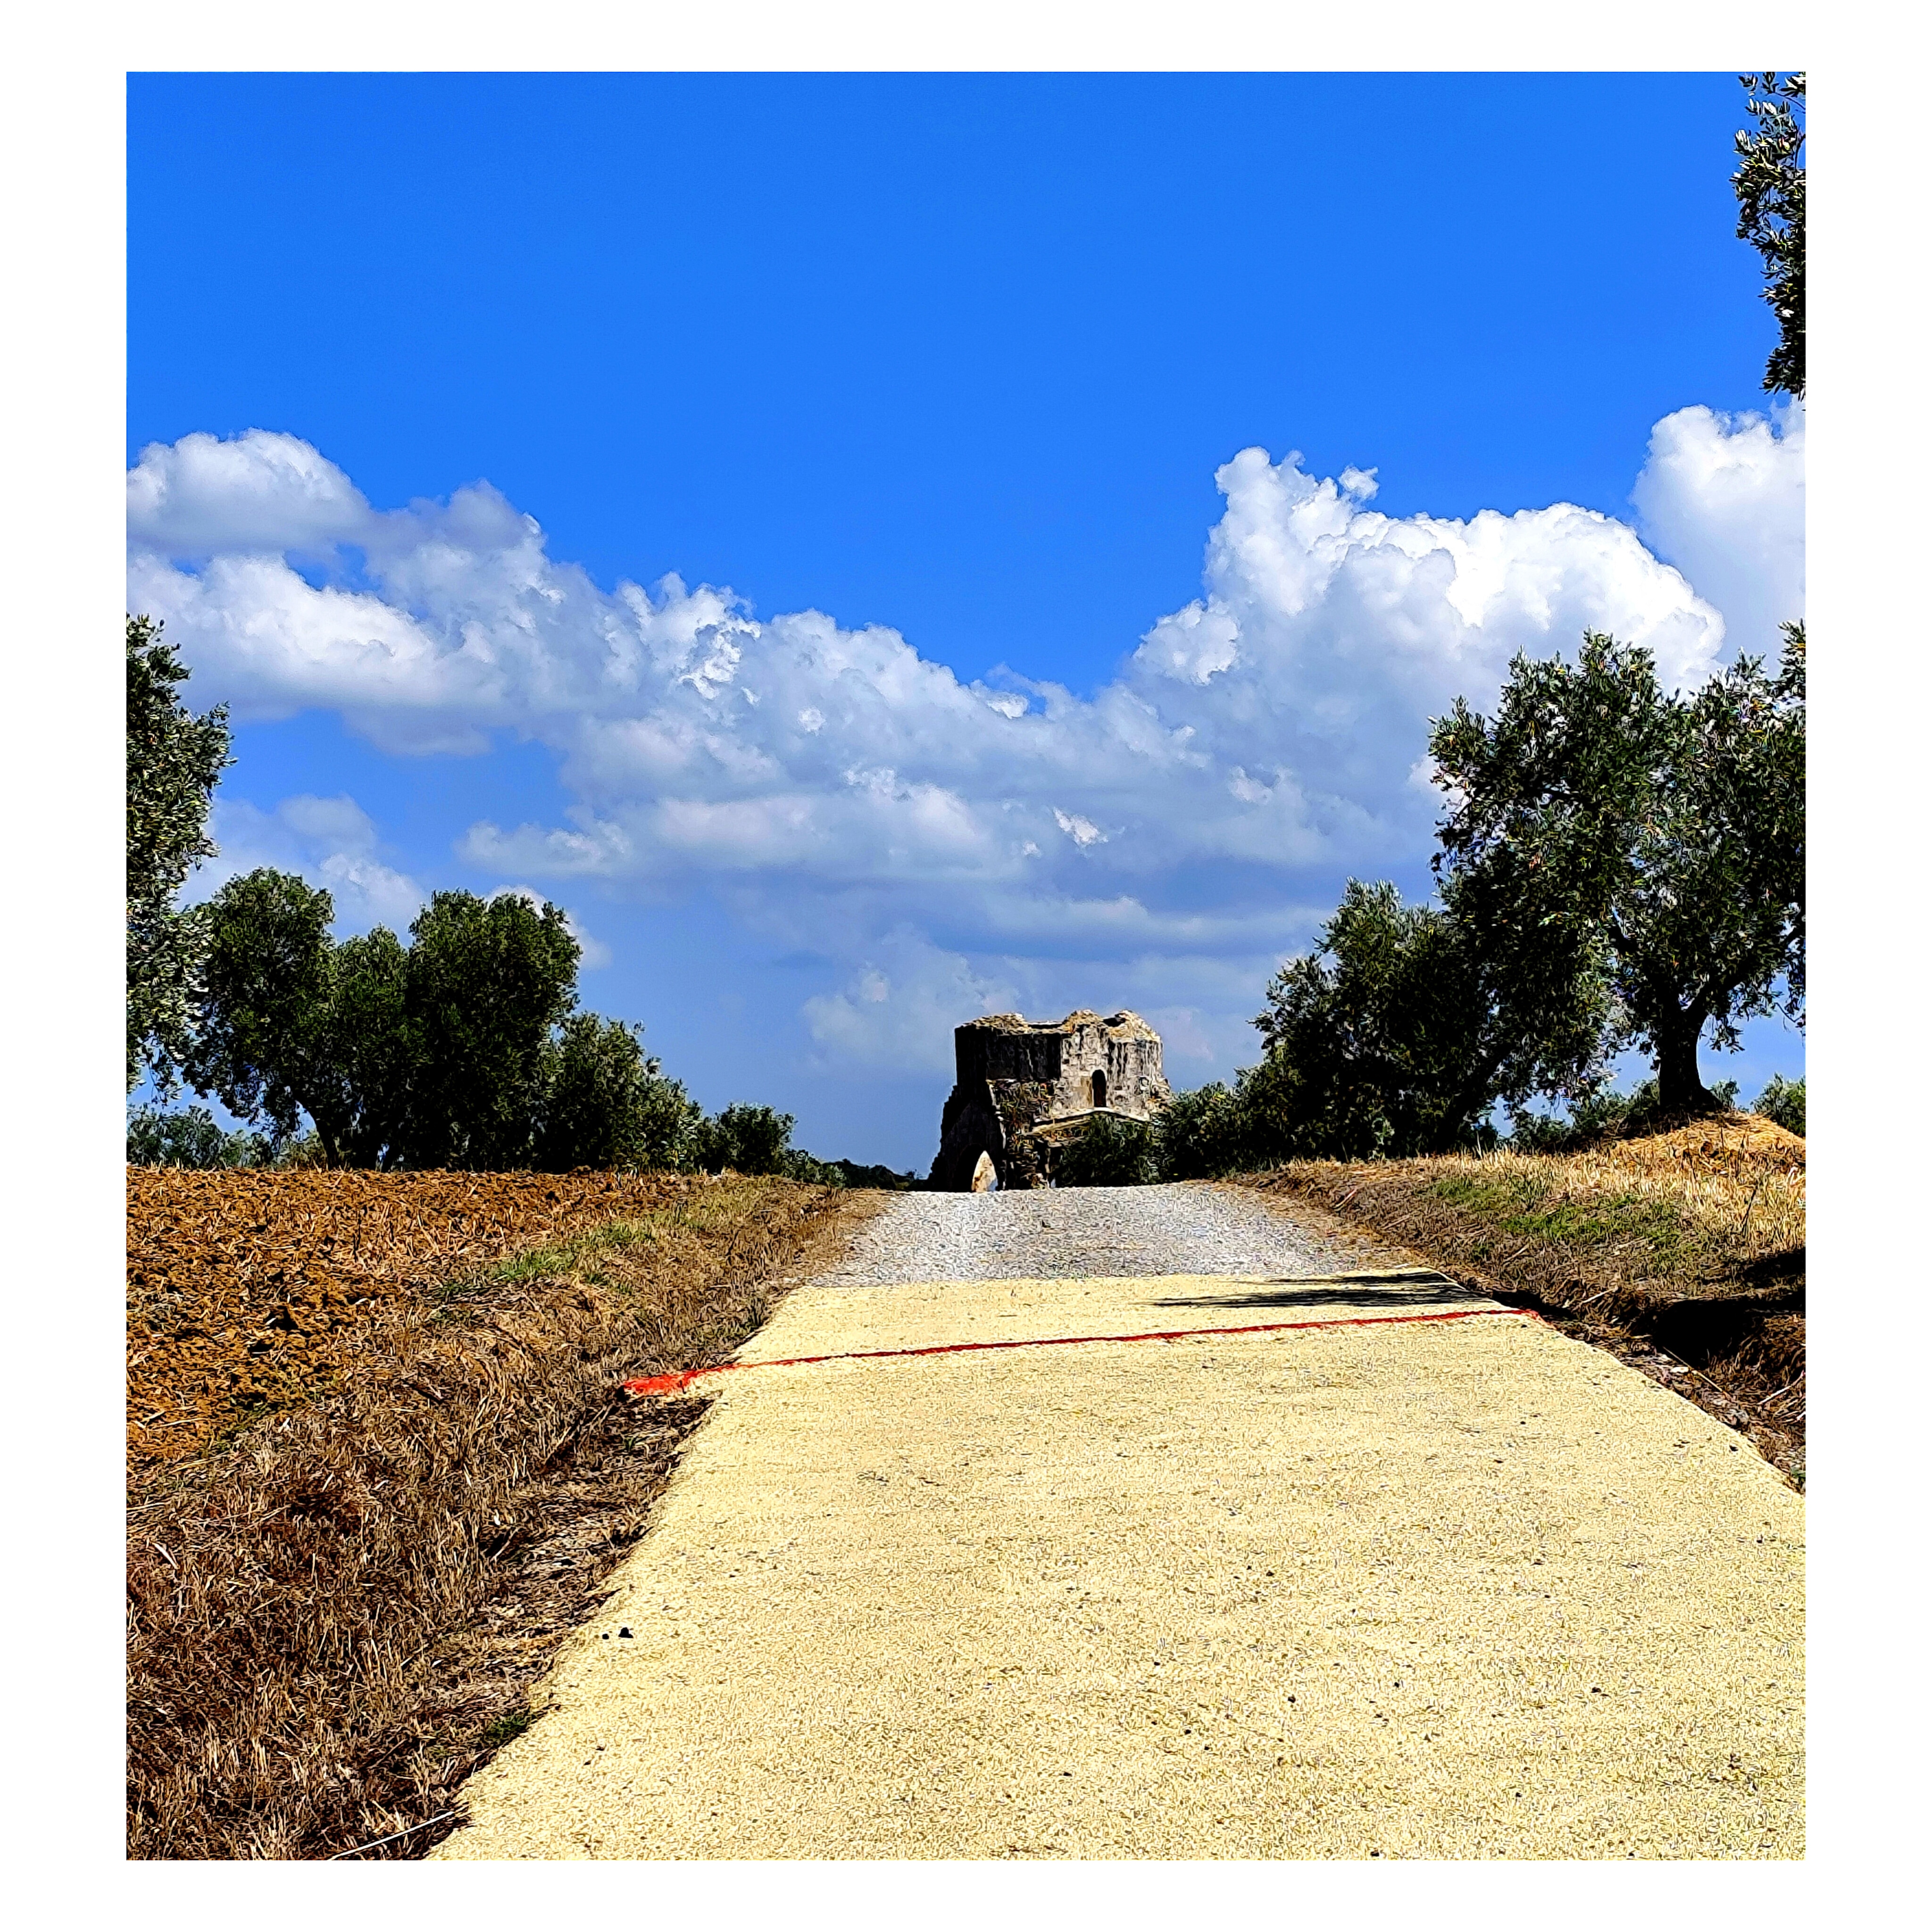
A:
[970, 1150, 999, 1192]
[1090, 1069, 1108, 1108]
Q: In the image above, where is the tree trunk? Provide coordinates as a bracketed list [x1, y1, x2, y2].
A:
[1654, 1008, 1715, 1115]
[1441, 1043, 1510, 1154]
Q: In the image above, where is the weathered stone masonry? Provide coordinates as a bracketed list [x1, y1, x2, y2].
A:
[928, 1009, 1172, 1191]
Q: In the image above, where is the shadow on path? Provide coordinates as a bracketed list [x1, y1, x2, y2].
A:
[1145, 1270, 1490, 1312]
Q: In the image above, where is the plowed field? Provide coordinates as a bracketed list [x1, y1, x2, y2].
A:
[128, 1169, 724, 1466]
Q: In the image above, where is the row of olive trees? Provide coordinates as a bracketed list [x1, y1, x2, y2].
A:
[125, 617, 838, 1177]
[166, 866, 703, 1171]
[1149, 624, 1805, 1174]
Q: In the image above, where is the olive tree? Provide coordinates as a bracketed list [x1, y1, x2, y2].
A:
[1734, 71, 1804, 397]
[536, 1014, 703, 1172]
[1429, 628, 1804, 1116]
[126, 616, 229, 1092]
[397, 890, 582, 1168]
[1250, 877, 1608, 1158]
[181, 869, 344, 1157]
[190, 877, 590, 1168]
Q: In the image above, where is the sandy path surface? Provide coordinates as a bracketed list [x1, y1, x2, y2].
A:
[432, 1186, 1802, 1861]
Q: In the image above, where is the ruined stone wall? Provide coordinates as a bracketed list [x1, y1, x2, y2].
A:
[929, 1010, 1171, 1190]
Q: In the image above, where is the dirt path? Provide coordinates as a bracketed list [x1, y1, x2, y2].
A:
[430, 1184, 1802, 1860]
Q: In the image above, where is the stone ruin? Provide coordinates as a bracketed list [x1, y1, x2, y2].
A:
[928, 1009, 1172, 1191]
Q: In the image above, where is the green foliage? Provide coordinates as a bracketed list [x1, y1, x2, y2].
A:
[1153, 1082, 1252, 1180]
[1503, 1108, 1591, 1156]
[679, 1101, 882, 1186]
[399, 891, 582, 1168]
[182, 869, 338, 1150]
[185, 872, 689, 1171]
[693, 1101, 798, 1177]
[273, 1131, 331, 1169]
[1507, 1075, 1741, 1152]
[126, 615, 231, 1093]
[1155, 874, 1594, 1177]
[827, 1159, 921, 1191]
[536, 1014, 704, 1172]
[322, 926, 415, 1165]
[780, 1149, 849, 1187]
[988, 1081, 1054, 1190]
[126, 1103, 272, 1169]
[1051, 1113, 1158, 1187]
[1753, 1073, 1805, 1138]
[1251, 878, 1600, 1160]
[477, 1711, 534, 1751]
[1734, 73, 1804, 396]
[1431, 629, 1804, 1116]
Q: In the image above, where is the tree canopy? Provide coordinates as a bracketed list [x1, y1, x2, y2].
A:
[184, 874, 703, 1170]
[1429, 628, 1805, 1116]
[538, 1013, 703, 1173]
[1154, 874, 1607, 1175]
[1259, 878, 1606, 1157]
[1734, 71, 1805, 396]
[399, 890, 582, 1167]
[126, 615, 230, 1092]
[181, 868, 338, 1152]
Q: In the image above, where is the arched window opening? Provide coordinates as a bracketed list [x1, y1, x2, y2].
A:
[1091, 1069, 1108, 1108]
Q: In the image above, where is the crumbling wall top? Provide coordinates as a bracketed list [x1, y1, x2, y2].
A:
[958, 1008, 1160, 1041]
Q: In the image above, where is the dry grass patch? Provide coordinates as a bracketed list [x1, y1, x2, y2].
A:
[126, 1170, 883, 1861]
[1238, 1115, 1805, 1482]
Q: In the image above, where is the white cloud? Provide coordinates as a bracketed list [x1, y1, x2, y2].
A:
[127, 430, 374, 556]
[803, 934, 1019, 1074]
[191, 793, 612, 967]
[132, 419, 1796, 1084]
[192, 793, 426, 933]
[1630, 398, 1805, 661]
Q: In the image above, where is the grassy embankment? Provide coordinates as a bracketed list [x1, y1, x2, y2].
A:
[127, 1167, 880, 1862]
[1238, 1114, 1805, 1483]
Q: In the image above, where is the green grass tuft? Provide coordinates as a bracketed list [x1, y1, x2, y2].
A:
[476, 1710, 534, 1751]
[1427, 1173, 1693, 1274]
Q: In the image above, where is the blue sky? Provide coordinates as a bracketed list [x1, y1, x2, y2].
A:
[127, 71, 1805, 1168]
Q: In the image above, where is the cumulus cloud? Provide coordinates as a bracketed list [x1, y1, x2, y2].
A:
[127, 430, 374, 556]
[131, 419, 1795, 1080]
[1630, 399, 1805, 660]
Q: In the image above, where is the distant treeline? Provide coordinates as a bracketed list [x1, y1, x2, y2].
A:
[125, 616, 916, 1184]
[1024, 1069, 1805, 1190]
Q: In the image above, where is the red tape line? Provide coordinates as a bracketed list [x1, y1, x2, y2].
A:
[623, 1304, 1530, 1397]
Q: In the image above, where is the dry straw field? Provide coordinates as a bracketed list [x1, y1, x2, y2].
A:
[126, 1167, 879, 1860]
[1245, 1113, 1806, 1479]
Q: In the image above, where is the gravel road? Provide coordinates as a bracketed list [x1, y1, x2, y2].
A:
[433, 1185, 1804, 1862]
[811, 1181, 1362, 1284]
